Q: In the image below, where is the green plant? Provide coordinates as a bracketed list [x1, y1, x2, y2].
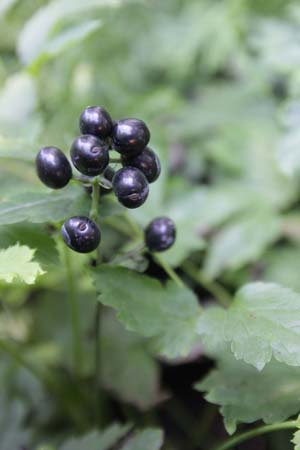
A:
[2, 0, 300, 449]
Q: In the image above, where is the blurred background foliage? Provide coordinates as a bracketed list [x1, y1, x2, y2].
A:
[1, 0, 300, 448]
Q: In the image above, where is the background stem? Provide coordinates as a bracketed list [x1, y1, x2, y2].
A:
[182, 261, 231, 307]
[64, 246, 82, 376]
[211, 421, 298, 450]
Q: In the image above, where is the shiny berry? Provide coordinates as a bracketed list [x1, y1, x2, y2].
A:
[70, 135, 109, 176]
[79, 106, 113, 139]
[36, 146, 72, 189]
[145, 217, 176, 252]
[61, 216, 101, 253]
[112, 166, 149, 209]
[122, 147, 161, 183]
[112, 118, 150, 156]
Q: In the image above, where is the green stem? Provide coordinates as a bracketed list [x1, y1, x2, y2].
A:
[211, 421, 298, 450]
[0, 340, 45, 382]
[154, 254, 184, 288]
[64, 246, 82, 375]
[109, 158, 122, 164]
[94, 301, 102, 425]
[90, 177, 100, 222]
[110, 244, 146, 265]
[182, 261, 231, 307]
[90, 179, 102, 425]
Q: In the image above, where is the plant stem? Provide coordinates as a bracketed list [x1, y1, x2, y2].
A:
[64, 246, 82, 375]
[211, 421, 298, 450]
[0, 339, 45, 381]
[90, 177, 100, 222]
[154, 253, 184, 288]
[109, 157, 122, 163]
[182, 261, 231, 307]
[90, 179, 102, 425]
[109, 243, 146, 265]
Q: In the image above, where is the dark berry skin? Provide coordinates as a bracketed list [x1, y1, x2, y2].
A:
[145, 217, 176, 252]
[70, 135, 109, 176]
[79, 106, 113, 139]
[122, 147, 161, 183]
[112, 166, 149, 209]
[36, 146, 72, 189]
[61, 216, 101, 253]
[112, 118, 150, 156]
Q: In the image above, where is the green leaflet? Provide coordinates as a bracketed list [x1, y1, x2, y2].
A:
[101, 311, 160, 409]
[92, 265, 201, 358]
[0, 185, 90, 225]
[0, 244, 45, 284]
[121, 428, 164, 450]
[60, 423, 131, 450]
[204, 211, 282, 279]
[196, 356, 300, 435]
[197, 282, 300, 370]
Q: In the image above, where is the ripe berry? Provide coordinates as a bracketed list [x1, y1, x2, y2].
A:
[112, 118, 150, 156]
[61, 216, 101, 253]
[145, 217, 176, 252]
[122, 147, 161, 183]
[70, 135, 109, 176]
[112, 166, 149, 209]
[36, 146, 72, 189]
[79, 106, 113, 139]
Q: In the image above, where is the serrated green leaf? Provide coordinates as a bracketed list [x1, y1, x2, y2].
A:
[204, 211, 281, 279]
[0, 223, 59, 268]
[0, 185, 90, 225]
[60, 423, 131, 450]
[101, 311, 160, 409]
[92, 265, 201, 358]
[198, 282, 300, 370]
[0, 244, 45, 284]
[293, 429, 300, 449]
[121, 428, 163, 450]
[196, 356, 300, 435]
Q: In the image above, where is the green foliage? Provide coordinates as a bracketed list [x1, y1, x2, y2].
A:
[59, 423, 131, 450]
[1, 0, 300, 448]
[0, 243, 45, 284]
[197, 355, 300, 434]
[93, 265, 201, 358]
[0, 186, 90, 224]
[198, 282, 300, 370]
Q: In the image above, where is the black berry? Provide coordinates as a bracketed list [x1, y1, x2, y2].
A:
[36, 146, 72, 189]
[61, 216, 101, 253]
[145, 217, 176, 252]
[79, 106, 113, 139]
[112, 166, 149, 209]
[112, 118, 150, 156]
[122, 147, 161, 183]
[70, 135, 109, 176]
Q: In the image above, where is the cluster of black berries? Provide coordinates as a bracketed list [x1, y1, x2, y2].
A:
[36, 106, 176, 254]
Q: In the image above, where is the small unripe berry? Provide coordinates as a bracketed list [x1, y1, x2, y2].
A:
[112, 166, 149, 209]
[36, 146, 72, 189]
[145, 217, 176, 252]
[61, 216, 101, 253]
[70, 135, 109, 176]
[112, 118, 150, 156]
[79, 106, 113, 139]
[122, 147, 161, 183]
